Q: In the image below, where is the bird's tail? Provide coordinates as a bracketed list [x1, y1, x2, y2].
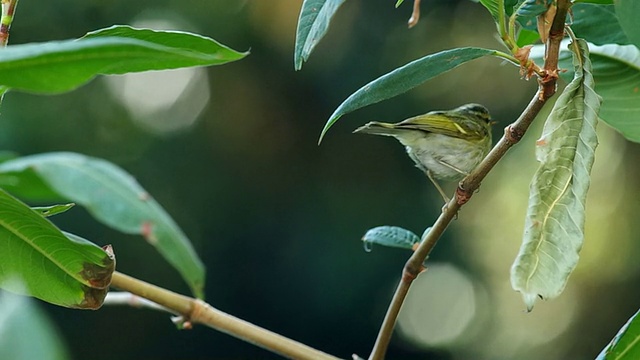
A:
[353, 122, 407, 136]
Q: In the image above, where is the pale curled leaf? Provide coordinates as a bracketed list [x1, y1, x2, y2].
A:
[294, 0, 346, 70]
[511, 39, 602, 310]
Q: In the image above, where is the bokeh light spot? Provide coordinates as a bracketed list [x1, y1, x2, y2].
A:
[397, 263, 477, 347]
[102, 14, 210, 135]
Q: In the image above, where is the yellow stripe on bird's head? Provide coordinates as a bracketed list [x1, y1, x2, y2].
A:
[456, 103, 492, 124]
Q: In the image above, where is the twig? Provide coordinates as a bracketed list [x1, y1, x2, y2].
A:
[103, 291, 177, 314]
[407, 0, 421, 28]
[110, 272, 341, 360]
[0, 0, 18, 47]
[367, 1, 570, 359]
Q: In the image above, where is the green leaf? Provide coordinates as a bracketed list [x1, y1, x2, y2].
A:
[319, 47, 496, 143]
[294, 0, 346, 71]
[0, 291, 70, 360]
[0, 152, 206, 298]
[478, 0, 502, 21]
[574, 0, 613, 4]
[554, 43, 640, 142]
[31, 203, 75, 217]
[362, 226, 420, 251]
[516, 29, 541, 47]
[0, 165, 62, 201]
[571, 4, 629, 46]
[516, 0, 551, 17]
[511, 39, 601, 311]
[615, 0, 640, 49]
[395, 0, 404, 8]
[0, 189, 114, 308]
[597, 310, 640, 360]
[532, 41, 640, 142]
[0, 25, 247, 94]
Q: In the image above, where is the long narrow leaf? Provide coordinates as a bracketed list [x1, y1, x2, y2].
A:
[510, 39, 601, 310]
[319, 47, 496, 143]
[597, 310, 640, 360]
[0, 189, 114, 308]
[294, 0, 346, 70]
[0, 25, 247, 94]
[0, 153, 205, 299]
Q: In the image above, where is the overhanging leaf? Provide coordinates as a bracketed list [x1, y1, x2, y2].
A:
[0, 152, 206, 299]
[615, 0, 640, 49]
[0, 189, 114, 308]
[294, 0, 346, 71]
[0, 25, 247, 94]
[597, 309, 640, 360]
[319, 47, 496, 143]
[511, 39, 601, 311]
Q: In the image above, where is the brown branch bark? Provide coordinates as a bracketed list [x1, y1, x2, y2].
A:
[0, 0, 18, 47]
[367, 1, 570, 359]
[110, 272, 341, 360]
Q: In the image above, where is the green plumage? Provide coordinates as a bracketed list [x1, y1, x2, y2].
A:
[353, 103, 494, 201]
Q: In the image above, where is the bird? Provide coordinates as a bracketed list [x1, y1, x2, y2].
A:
[353, 103, 494, 203]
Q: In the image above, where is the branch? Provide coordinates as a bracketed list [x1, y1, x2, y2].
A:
[110, 272, 341, 360]
[103, 291, 177, 314]
[367, 2, 570, 359]
[0, 0, 18, 47]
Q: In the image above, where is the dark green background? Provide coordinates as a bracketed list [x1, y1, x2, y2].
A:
[2, 1, 640, 359]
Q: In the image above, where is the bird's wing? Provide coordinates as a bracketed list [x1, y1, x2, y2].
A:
[395, 112, 486, 140]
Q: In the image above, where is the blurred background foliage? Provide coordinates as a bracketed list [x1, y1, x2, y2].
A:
[1, 0, 639, 359]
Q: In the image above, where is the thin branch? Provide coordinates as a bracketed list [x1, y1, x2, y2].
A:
[103, 291, 177, 314]
[407, 0, 421, 28]
[0, 0, 18, 47]
[367, 1, 571, 359]
[110, 272, 341, 360]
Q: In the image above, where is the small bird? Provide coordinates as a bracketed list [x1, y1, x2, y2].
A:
[353, 103, 494, 203]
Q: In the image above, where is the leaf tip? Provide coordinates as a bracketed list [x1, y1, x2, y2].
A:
[521, 292, 539, 312]
[318, 114, 342, 145]
[294, 52, 303, 71]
